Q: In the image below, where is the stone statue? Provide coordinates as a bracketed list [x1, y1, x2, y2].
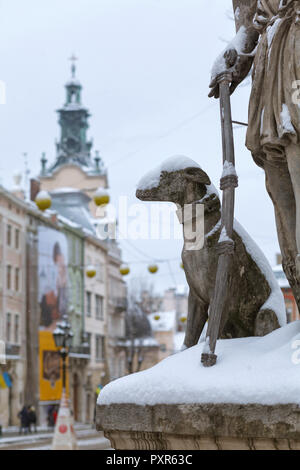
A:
[136, 157, 285, 348]
[210, 0, 300, 310]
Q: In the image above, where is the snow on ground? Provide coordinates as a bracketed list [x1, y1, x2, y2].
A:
[98, 322, 300, 406]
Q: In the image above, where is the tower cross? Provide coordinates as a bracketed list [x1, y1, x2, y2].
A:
[69, 54, 78, 78]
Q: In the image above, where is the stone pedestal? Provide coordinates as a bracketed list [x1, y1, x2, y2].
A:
[96, 403, 300, 450]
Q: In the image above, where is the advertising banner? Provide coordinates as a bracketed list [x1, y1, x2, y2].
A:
[38, 226, 70, 401]
[38, 226, 69, 331]
[39, 330, 69, 401]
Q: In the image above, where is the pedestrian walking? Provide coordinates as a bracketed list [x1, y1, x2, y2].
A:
[47, 405, 54, 429]
[28, 406, 37, 433]
[18, 406, 29, 435]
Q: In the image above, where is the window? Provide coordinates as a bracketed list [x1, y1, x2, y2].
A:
[14, 314, 19, 344]
[15, 268, 20, 292]
[7, 265, 11, 289]
[7, 224, 11, 246]
[15, 229, 20, 249]
[86, 332, 92, 346]
[86, 291, 92, 317]
[95, 335, 105, 361]
[6, 313, 11, 342]
[95, 295, 104, 320]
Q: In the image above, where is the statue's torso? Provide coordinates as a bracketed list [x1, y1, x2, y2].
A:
[247, 0, 300, 158]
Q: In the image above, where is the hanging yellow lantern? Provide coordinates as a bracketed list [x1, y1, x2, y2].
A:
[148, 264, 158, 274]
[86, 265, 96, 278]
[154, 314, 160, 321]
[93, 187, 110, 206]
[180, 316, 187, 323]
[120, 264, 130, 276]
[35, 190, 52, 211]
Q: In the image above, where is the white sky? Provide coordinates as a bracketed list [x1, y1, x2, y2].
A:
[0, 0, 280, 294]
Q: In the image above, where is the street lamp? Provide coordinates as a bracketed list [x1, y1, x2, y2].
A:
[53, 315, 73, 390]
[52, 315, 77, 450]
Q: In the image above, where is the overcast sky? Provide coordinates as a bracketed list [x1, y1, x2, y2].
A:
[0, 0, 280, 295]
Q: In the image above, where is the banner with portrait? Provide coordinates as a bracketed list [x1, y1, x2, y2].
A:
[38, 226, 69, 331]
[38, 226, 70, 401]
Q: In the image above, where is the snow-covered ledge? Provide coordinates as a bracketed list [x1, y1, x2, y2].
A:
[97, 323, 300, 450]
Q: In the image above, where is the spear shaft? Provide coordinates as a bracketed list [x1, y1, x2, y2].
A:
[201, 72, 238, 367]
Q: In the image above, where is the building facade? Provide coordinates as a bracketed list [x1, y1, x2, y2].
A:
[36, 62, 127, 420]
[0, 61, 128, 426]
[84, 235, 109, 422]
[0, 189, 27, 427]
[106, 241, 127, 381]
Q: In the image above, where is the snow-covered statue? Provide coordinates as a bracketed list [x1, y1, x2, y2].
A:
[210, 0, 300, 312]
[136, 156, 286, 348]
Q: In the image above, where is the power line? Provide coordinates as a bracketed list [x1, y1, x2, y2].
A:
[109, 102, 217, 167]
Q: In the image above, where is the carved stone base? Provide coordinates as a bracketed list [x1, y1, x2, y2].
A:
[96, 403, 300, 450]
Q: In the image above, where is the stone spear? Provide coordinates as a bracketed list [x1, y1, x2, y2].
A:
[201, 71, 238, 367]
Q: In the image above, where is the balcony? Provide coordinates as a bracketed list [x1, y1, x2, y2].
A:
[69, 343, 90, 359]
[109, 297, 127, 314]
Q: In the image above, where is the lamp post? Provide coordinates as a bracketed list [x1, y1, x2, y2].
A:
[53, 315, 73, 391]
[52, 315, 77, 450]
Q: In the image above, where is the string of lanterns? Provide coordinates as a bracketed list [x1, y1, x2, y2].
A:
[34, 188, 185, 278]
[152, 313, 187, 323]
[35, 186, 110, 212]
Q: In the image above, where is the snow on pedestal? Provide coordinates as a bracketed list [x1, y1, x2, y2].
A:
[98, 322, 300, 407]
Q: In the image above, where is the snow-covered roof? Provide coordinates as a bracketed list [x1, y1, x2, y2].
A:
[50, 187, 85, 197]
[98, 321, 300, 406]
[149, 311, 177, 332]
[50, 190, 95, 234]
[272, 264, 290, 289]
[117, 337, 159, 348]
[176, 284, 187, 296]
[60, 103, 86, 112]
[65, 78, 81, 87]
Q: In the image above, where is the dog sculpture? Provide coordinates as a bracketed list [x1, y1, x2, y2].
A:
[136, 156, 286, 348]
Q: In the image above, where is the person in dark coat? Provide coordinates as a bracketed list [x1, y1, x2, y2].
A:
[47, 405, 55, 428]
[28, 406, 37, 433]
[18, 406, 29, 435]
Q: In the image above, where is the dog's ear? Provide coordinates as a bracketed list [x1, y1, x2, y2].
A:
[184, 167, 211, 185]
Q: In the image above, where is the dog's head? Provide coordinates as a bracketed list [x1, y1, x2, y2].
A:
[136, 156, 219, 211]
